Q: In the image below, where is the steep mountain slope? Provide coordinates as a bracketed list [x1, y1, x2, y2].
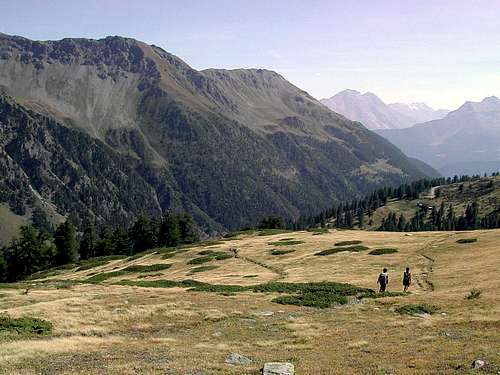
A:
[0, 33, 426, 235]
[320, 90, 448, 130]
[377, 97, 500, 176]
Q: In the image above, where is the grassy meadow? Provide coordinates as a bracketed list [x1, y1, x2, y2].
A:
[0, 229, 498, 374]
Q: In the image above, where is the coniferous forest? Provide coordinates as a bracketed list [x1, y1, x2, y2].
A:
[0, 213, 198, 282]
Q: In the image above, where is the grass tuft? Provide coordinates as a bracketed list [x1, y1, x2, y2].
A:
[189, 265, 219, 273]
[369, 248, 398, 255]
[334, 240, 363, 246]
[268, 240, 305, 246]
[257, 229, 291, 236]
[187, 251, 232, 265]
[466, 288, 482, 300]
[271, 249, 296, 256]
[0, 314, 52, 335]
[457, 238, 477, 244]
[395, 304, 439, 315]
[315, 245, 369, 256]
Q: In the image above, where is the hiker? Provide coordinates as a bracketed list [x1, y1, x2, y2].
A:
[403, 267, 412, 292]
[377, 268, 389, 293]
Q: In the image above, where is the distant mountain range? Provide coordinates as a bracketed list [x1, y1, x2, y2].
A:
[0, 33, 429, 240]
[377, 96, 500, 176]
[320, 89, 449, 130]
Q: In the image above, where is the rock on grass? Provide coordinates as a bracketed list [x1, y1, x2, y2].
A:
[225, 352, 252, 366]
[263, 362, 295, 375]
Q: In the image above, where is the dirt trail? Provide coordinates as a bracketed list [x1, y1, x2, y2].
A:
[233, 248, 286, 282]
[415, 233, 454, 292]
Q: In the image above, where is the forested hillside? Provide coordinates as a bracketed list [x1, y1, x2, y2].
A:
[0, 33, 427, 239]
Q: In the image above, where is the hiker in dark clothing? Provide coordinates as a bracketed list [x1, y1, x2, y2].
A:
[403, 267, 412, 292]
[377, 268, 389, 293]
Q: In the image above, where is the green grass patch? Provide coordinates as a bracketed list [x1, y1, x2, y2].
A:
[257, 229, 292, 236]
[198, 250, 215, 255]
[268, 240, 305, 246]
[307, 228, 329, 235]
[136, 273, 163, 279]
[334, 240, 362, 246]
[369, 248, 398, 256]
[395, 304, 440, 315]
[187, 251, 232, 265]
[126, 254, 143, 262]
[161, 253, 177, 259]
[457, 238, 477, 244]
[85, 264, 171, 282]
[223, 229, 255, 239]
[0, 314, 52, 335]
[114, 279, 395, 309]
[271, 249, 296, 256]
[122, 264, 172, 273]
[189, 265, 219, 273]
[466, 288, 482, 300]
[315, 245, 369, 256]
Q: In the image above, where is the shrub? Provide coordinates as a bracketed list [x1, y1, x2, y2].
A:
[122, 264, 172, 273]
[136, 273, 163, 279]
[198, 250, 214, 255]
[271, 249, 296, 255]
[187, 251, 232, 264]
[315, 245, 369, 256]
[190, 265, 219, 273]
[86, 270, 127, 283]
[268, 240, 305, 246]
[457, 238, 477, 244]
[257, 229, 291, 236]
[334, 240, 362, 246]
[161, 253, 176, 259]
[395, 304, 439, 315]
[369, 248, 398, 255]
[0, 314, 52, 335]
[466, 288, 482, 300]
[307, 228, 329, 235]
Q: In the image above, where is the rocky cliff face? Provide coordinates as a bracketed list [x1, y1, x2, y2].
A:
[0, 33, 426, 234]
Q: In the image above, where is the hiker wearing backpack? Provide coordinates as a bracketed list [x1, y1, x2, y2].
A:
[403, 267, 412, 292]
[377, 268, 389, 293]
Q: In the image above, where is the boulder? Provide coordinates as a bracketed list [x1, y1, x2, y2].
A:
[225, 352, 252, 366]
[262, 362, 295, 375]
[471, 359, 486, 369]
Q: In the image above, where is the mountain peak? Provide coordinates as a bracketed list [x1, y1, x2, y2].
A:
[321, 90, 448, 130]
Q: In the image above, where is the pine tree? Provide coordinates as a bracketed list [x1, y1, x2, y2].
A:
[159, 213, 181, 247]
[54, 220, 79, 265]
[80, 223, 97, 260]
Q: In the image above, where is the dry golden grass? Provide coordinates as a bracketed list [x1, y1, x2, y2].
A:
[0, 229, 499, 374]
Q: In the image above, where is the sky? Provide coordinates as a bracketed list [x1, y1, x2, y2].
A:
[2, 0, 500, 109]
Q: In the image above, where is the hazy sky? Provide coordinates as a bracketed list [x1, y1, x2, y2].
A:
[2, 0, 500, 109]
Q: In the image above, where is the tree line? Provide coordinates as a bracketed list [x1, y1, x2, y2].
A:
[291, 173, 499, 231]
[0, 213, 198, 282]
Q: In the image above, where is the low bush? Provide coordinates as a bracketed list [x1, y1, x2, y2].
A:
[86, 270, 127, 283]
[161, 253, 176, 259]
[457, 238, 477, 244]
[315, 245, 369, 256]
[187, 251, 232, 264]
[268, 240, 305, 246]
[334, 240, 362, 246]
[466, 288, 482, 300]
[369, 248, 398, 255]
[395, 304, 439, 315]
[257, 229, 291, 236]
[122, 264, 172, 273]
[189, 265, 219, 273]
[0, 314, 52, 335]
[136, 273, 163, 279]
[198, 250, 214, 255]
[308, 228, 329, 235]
[271, 249, 296, 255]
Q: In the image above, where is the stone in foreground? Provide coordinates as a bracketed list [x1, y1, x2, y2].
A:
[471, 359, 486, 369]
[263, 362, 295, 375]
[225, 352, 252, 366]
